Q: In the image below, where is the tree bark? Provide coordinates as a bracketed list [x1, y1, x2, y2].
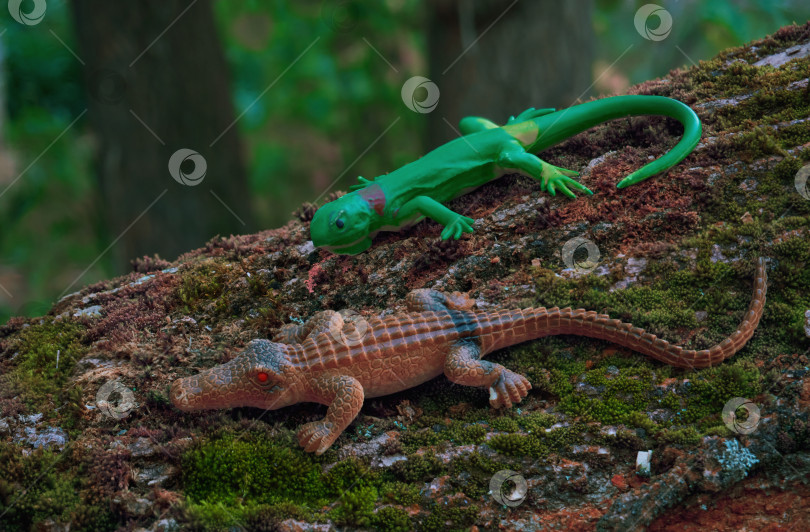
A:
[427, 0, 595, 147]
[71, 0, 253, 269]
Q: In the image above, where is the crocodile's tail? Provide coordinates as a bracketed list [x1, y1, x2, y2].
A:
[529, 95, 702, 189]
[475, 257, 766, 369]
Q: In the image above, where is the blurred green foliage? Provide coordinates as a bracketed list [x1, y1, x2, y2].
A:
[594, 0, 810, 89]
[1, 0, 809, 323]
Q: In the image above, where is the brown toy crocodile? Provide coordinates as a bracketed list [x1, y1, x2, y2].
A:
[170, 257, 767, 455]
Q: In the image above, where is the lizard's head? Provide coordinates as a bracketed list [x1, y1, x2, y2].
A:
[310, 193, 374, 255]
[170, 339, 297, 412]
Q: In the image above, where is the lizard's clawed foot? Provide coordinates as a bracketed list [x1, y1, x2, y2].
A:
[440, 215, 475, 240]
[542, 165, 592, 199]
[297, 420, 338, 455]
[488, 370, 532, 409]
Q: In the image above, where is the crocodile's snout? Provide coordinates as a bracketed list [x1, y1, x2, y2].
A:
[171, 340, 296, 413]
[170, 375, 203, 411]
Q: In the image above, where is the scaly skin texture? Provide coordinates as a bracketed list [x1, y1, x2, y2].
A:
[310, 95, 702, 255]
[171, 258, 765, 455]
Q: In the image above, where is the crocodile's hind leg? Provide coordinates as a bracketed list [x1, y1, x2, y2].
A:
[443, 340, 531, 408]
[273, 310, 343, 344]
[297, 374, 364, 455]
[405, 289, 476, 312]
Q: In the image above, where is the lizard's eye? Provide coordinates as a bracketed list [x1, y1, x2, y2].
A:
[256, 371, 271, 385]
[335, 219, 345, 229]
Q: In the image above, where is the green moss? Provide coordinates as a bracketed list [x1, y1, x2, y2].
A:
[390, 454, 444, 483]
[419, 502, 479, 532]
[597, 428, 647, 451]
[0, 442, 116, 532]
[655, 427, 701, 446]
[489, 416, 520, 433]
[372, 506, 413, 532]
[677, 361, 762, 428]
[7, 320, 88, 417]
[330, 486, 378, 527]
[401, 427, 447, 453]
[447, 451, 505, 498]
[183, 431, 424, 529]
[176, 261, 230, 315]
[182, 432, 327, 506]
[379, 481, 422, 506]
[454, 423, 487, 445]
[488, 433, 544, 457]
[185, 501, 246, 530]
[518, 411, 556, 433]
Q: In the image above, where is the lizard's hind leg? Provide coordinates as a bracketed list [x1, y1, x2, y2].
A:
[459, 116, 500, 135]
[444, 340, 531, 409]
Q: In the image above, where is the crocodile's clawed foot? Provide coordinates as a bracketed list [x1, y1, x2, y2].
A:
[297, 420, 338, 455]
[542, 165, 592, 199]
[444, 291, 477, 311]
[440, 215, 475, 240]
[488, 370, 532, 409]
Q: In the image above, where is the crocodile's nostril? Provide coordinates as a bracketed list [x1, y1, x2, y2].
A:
[170, 380, 187, 406]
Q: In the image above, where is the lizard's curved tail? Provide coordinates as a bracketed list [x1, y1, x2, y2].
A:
[530, 95, 702, 189]
[476, 257, 766, 369]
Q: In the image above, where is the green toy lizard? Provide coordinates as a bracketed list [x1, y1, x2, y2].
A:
[310, 95, 701, 255]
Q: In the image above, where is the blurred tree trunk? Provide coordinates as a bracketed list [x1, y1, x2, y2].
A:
[71, 0, 253, 270]
[428, 0, 595, 147]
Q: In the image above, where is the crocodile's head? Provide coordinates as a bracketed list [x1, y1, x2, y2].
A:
[310, 193, 374, 255]
[170, 339, 297, 412]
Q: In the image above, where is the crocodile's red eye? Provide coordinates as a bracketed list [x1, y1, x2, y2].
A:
[257, 372, 269, 383]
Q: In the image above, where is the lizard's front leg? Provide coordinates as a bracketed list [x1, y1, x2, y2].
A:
[398, 196, 475, 241]
[298, 374, 364, 454]
[444, 340, 531, 409]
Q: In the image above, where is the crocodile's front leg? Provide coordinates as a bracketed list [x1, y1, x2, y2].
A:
[444, 340, 531, 409]
[298, 374, 364, 454]
[398, 196, 475, 240]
